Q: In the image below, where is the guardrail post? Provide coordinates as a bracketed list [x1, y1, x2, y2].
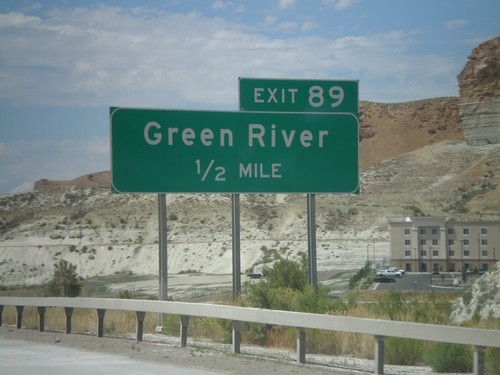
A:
[180, 315, 190, 347]
[37, 307, 46, 332]
[16, 305, 24, 329]
[473, 345, 485, 375]
[374, 335, 385, 374]
[64, 307, 73, 334]
[136, 311, 146, 342]
[232, 321, 241, 354]
[297, 328, 306, 364]
[97, 309, 106, 338]
[0, 305, 4, 326]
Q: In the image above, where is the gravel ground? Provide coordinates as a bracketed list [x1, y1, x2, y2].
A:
[0, 325, 438, 375]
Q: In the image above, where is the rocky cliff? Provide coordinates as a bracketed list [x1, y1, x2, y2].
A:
[451, 263, 500, 323]
[458, 36, 500, 145]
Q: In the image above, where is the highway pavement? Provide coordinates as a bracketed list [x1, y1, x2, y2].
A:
[0, 336, 221, 375]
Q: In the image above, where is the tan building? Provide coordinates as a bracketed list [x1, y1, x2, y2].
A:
[388, 217, 500, 273]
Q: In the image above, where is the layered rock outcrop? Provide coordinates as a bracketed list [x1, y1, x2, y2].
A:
[457, 36, 500, 145]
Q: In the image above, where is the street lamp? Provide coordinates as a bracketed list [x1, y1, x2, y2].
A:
[429, 247, 432, 290]
[460, 240, 465, 283]
[372, 239, 376, 267]
[477, 236, 481, 272]
[366, 243, 372, 264]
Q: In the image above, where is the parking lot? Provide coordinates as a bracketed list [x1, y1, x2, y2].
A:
[374, 272, 468, 293]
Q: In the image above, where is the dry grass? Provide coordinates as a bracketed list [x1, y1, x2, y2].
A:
[2, 306, 158, 336]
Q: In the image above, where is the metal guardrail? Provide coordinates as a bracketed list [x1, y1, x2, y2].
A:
[1, 296, 499, 375]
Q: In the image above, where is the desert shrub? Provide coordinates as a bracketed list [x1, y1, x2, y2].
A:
[242, 256, 339, 344]
[245, 322, 268, 345]
[46, 260, 82, 297]
[384, 337, 425, 365]
[161, 314, 180, 336]
[375, 290, 407, 320]
[424, 342, 472, 373]
[118, 289, 135, 299]
[348, 261, 373, 290]
[262, 255, 307, 291]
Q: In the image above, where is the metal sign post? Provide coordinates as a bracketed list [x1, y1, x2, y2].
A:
[232, 194, 241, 300]
[157, 193, 168, 329]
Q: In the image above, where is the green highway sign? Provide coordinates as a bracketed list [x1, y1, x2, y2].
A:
[239, 78, 359, 115]
[110, 108, 359, 194]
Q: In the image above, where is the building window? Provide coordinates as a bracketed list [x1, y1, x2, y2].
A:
[448, 239, 454, 246]
[420, 249, 427, 257]
[432, 249, 439, 257]
[448, 228, 454, 235]
[432, 228, 438, 235]
[432, 239, 438, 246]
[463, 239, 469, 246]
[420, 239, 426, 246]
[420, 229, 426, 235]
[464, 249, 470, 257]
[463, 228, 469, 236]
[482, 249, 488, 257]
[481, 228, 487, 235]
[449, 248, 455, 257]
[481, 239, 488, 246]
[405, 249, 411, 257]
[404, 228, 410, 235]
[404, 239, 411, 246]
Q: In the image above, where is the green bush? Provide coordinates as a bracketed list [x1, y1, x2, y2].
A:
[486, 347, 500, 375]
[47, 260, 82, 297]
[376, 290, 407, 320]
[262, 255, 307, 291]
[424, 343, 472, 373]
[118, 289, 135, 299]
[348, 261, 373, 290]
[161, 314, 180, 336]
[385, 337, 425, 365]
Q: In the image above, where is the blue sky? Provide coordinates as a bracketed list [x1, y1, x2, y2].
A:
[0, 0, 498, 194]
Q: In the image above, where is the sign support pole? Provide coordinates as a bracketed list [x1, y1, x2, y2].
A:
[157, 193, 168, 328]
[232, 194, 241, 300]
[307, 193, 318, 290]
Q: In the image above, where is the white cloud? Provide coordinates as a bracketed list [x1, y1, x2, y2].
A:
[444, 19, 469, 30]
[277, 0, 297, 10]
[212, 1, 232, 10]
[301, 21, 318, 31]
[321, 0, 359, 10]
[0, 5, 459, 109]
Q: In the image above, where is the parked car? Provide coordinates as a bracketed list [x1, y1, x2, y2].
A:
[387, 267, 405, 275]
[374, 274, 396, 283]
[246, 273, 263, 279]
[379, 269, 403, 278]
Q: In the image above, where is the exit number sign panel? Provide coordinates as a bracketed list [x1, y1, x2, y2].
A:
[239, 78, 358, 115]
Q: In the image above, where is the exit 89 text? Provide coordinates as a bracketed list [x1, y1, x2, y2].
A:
[253, 85, 344, 108]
